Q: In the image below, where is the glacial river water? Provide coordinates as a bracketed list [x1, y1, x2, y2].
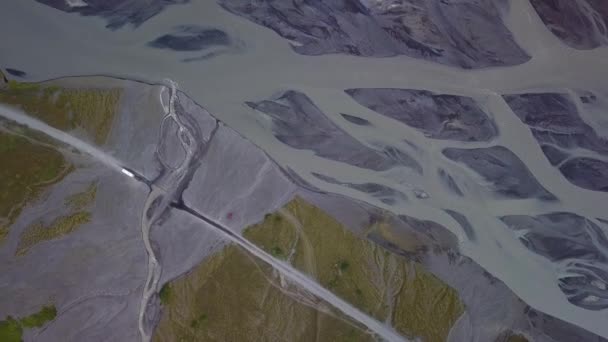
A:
[2, 0, 608, 338]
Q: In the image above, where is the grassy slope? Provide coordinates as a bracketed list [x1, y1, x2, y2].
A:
[283, 197, 463, 342]
[0, 131, 70, 243]
[0, 76, 118, 247]
[154, 246, 371, 342]
[1, 80, 120, 144]
[156, 197, 464, 341]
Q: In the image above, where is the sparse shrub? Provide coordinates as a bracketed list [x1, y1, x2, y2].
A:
[159, 284, 172, 305]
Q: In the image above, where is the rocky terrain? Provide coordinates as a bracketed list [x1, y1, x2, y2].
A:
[1, 0, 608, 341]
[346, 88, 499, 142]
[530, 0, 608, 49]
[219, 0, 530, 68]
[34, 0, 189, 29]
[504, 92, 608, 192]
[2, 74, 606, 342]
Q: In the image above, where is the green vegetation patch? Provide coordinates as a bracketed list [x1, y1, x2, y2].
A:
[0, 317, 22, 342]
[20, 305, 57, 328]
[0, 77, 114, 246]
[0, 79, 121, 145]
[159, 283, 172, 306]
[66, 182, 97, 210]
[16, 211, 91, 256]
[392, 263, 463, 342]
[244, 212, 296, 261]
[338, 260, 350, 271]
[0, 227, 9, 245]
[0, 305, 57, 342]
[7, 80, 40, 92]
[15, 181, 96, 256]
[0, 131, 71, 244]
[0, 69, 6, 87]
[508, 335, 530, 342]
[495, 330, 530, 342]
[269, 246, 284, 258]
[189, 313, 207, 329]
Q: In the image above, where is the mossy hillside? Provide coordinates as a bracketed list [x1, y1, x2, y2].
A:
[0, 131, 71, 244]
[153, 245, 372, 342]
[0, 79, 121, 145]
[244, 197, 464, 342]
[0, 305, 57, 342]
